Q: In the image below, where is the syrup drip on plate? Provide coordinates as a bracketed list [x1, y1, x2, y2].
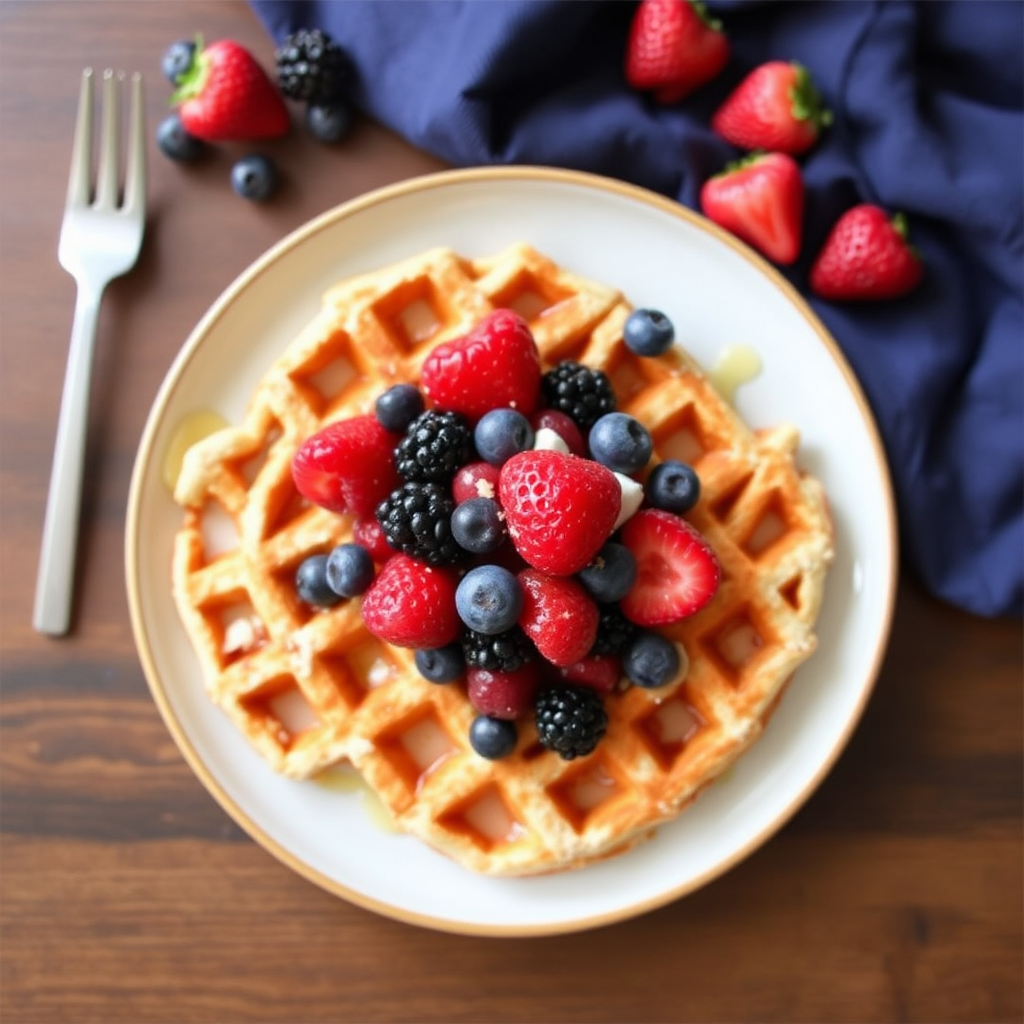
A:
[162, 409, 229, 493]
[707, 344, 762, 405]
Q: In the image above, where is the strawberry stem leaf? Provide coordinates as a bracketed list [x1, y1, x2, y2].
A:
[169, 34, 209, 105]
[790, 62, 833, 129]
[689, 0, 723, 32]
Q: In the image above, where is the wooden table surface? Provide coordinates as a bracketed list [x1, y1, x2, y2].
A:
[1, 2, 1021, 1021]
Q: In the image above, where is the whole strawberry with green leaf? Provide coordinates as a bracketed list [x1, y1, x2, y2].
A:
[171, 37, 290, 142]
[810, 204, 924, 301]
[700, 152, 805, 265]
[625, 0, 729, 104]
[712, 60, 832, 155]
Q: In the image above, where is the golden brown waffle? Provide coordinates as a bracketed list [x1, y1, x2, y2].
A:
[171, 243, 834, 875]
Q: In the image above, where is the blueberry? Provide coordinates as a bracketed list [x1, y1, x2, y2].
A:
[623, 308, 674, 357]
[623, 632, 680, 689]
[375, 383, 424, 433]
[588, 412, 653, 474]
[305, 100, 353, 143]
[230, 154, 280, 202]
[473, 408, 535, 467]
[451, 497, 507, 554]
[469, 715, 518, 760]
[295, 554, 342, 608]
[646, 460, 701, 514]
[325, 543, 375, 597]
[455, 565, 523, 635]
[162, 39, 196, 84]
[414, 643, 465, 684]
[578, 542, 638, 603]
[156, 113, 208, 163]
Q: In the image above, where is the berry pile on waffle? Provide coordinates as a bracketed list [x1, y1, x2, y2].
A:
[171, 243, 834, 876]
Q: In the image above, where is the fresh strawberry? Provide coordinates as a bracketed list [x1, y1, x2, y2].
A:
[498, 450, 621, 576]
[712, 61, 832, 155]
[360, 555, 461, 649]
[517, 569, 599, 667]
[619, 509, 720, 626]
[556, 654, 623, 695]
[466, 663, 541, 720]
[625, 0, 729, 104]
[353, 517, 395, 563]
[529, 409, 585, 457]
[420, 309, 541, 422]
[452, 461, 502, 504]
[700, 152, 804, 265]
[291, 415, 401, 518]
[171, 38, 289, 142]
[809, 204, 924, 301]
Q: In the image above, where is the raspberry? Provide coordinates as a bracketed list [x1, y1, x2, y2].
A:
[466, 663, 541, 720]
[497, 449, 621, 575]
[420, 309, 542, 422]
[534, 684, 608, 760]
[376, 482, 461, 566]
[395, 410, 473, 483]
[517, 569, 599, 667]
[540, 361, 616, 431]
[462, 626, 534, 672]
[361, 555, 461, 649]
[556, 654, 623, 694]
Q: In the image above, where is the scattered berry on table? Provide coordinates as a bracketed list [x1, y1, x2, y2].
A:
[452, 461, 501, 504]
[577, 542, 638, 604]
[395, 409, 473, 483]
[620, 508, 721, 626]
[462, 625, 534, 673]
[275, 28, 352, 104]
[161, 39, 196, 84]
[451, 496, 507, 554]
[295, 553, 342, 608]
[517, 569, 599, 667]
[414, 643, 465, 684]
[645, 459, 701, 514]
[325, 542, 375, 597]
[623, 308, 674, 356]
[455, 565, 524, 635]
[809, 204, 924, 302]
[172, 38, 290, 142]
[230, 154, 280, 202]
[590, 602, 640, 656]
[588, 412, 653, 475]
[305, 99, 352, 143]
[156, 113, 208, 163]
[292, 414, 400, 517]
[360, 554, 461, 649]
[623, 631, 682, 688]
[469, 715, 518, 760]
[376, 481, 461, 567]
[420, 309, 541, 422]
[498, 449, 621, 575]
[540, 360, 617, 431]
[375, 383, 424, 434]
[534, 684, 608, 760]
[712, 60, 832, 156]
[474, 407, 535, 467]
[466, 663, 541, 720]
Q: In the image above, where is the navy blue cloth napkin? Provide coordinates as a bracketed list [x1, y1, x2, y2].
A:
[251, 0, 1023, 618]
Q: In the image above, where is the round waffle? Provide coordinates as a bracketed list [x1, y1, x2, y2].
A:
[171, 243, 834, 875]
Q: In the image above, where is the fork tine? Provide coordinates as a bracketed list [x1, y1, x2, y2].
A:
[122, 73, 146, 218]
[94, 69, 120, 210]
[66, 68, 94, 208]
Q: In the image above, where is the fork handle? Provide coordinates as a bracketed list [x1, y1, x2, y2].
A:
[33, 282, 103, 636]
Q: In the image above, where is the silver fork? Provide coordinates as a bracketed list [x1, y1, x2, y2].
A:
[33, 69, 146, 636]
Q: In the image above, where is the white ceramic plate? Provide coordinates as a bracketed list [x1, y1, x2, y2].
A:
[127, 167, 897, 936]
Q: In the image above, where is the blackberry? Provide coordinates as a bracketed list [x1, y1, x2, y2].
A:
[590, 603, 639, 656]
[395, 410, 473, 483]
[462, 626, 534, 673]
[375, 482, 461, 566]
[275, 28, 352, 103]
[540, 360, 616, 431]
[534, 684, 608, 760]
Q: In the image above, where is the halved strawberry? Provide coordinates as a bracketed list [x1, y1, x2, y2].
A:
[517, 569, 599, 667]
[291, 415, 401, 518]
[619, 509, 720, 626]
[498, 449, 621, 576]
[360, 555, 461, 649]
[420, 309, 541, 422]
